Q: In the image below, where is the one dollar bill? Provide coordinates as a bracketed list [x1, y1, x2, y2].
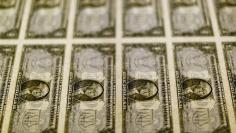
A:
[123, 0, 164, 36]
[65, 44, 116, 133]
[215, 0, 236, 35]
[26, 0, 69, 38]
[174, 43, 229, 132]
[122, 44, 172, 133]
[74, 0, 115, 37]
[0, 0, 25, 38]
[170, 0, 212, 36]
[9, 45, 64, 133]
[0, 46, 16, 130]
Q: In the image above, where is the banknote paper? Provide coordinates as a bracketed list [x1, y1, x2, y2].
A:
[0, 0, 25, 38]
[8, 45, 64, 133]
[123, 0, 164, 36]
[65, 45, 115, 133]
[216, 0, 236, 35]
[0, 46, 15, 130]
[224, 43, 236, 118]
[74, 0, 115, 37]
[122, 44, 172, 133]
[174, 43, 229, 132]
[170, 0, 212, 36]
[26, 0, 69, 38]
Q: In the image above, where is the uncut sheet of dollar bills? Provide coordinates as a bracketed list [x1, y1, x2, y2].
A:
[0, 0, 236, 133]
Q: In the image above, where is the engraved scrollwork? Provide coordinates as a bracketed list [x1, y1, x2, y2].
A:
[35, 0, 61, 7]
